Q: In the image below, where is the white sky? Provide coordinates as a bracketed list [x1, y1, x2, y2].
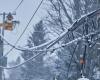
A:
[0, 0, 47, 62]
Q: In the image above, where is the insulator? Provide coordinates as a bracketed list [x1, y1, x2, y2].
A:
[6, 13, 13, 21]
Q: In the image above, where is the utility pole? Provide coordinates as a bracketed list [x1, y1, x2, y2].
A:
[0, 12, 18, 80]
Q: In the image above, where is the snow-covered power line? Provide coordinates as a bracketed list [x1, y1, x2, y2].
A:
[0, 8, 100, 69]
[0, 20, 100, 52]
[14, 8, 100, 50]
[0, 31, 99, 69]
[2, 8, 100, 60]
[1, 28, 99, 52]
[1, 30, 100, 51]
[53, 31, 100, 50]
[69, 8, 100, 31]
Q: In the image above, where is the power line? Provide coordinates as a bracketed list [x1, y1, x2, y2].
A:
[0, 0, 44, 60]
[16, 0, 44, 44]
[0, 30, 100, 52]
[2, 7, 99, 60]
[13, 0, 24, 12]
[0, 31, 99, 69]
[0, 8, 99, 69]
[0, 19, 99, 61]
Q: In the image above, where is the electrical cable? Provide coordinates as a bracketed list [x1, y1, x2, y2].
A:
[0, 0, 44, 60]
[0, 31, 99, 69]
[2, 7, 100, 60]
[1, 7, 99, 67]
[13, 0, 24, 12]
[0, 23, 99, 63]
[1, 33, 98, 71]
[0, 30, 100, 52]
[16, 0, 44, 44]
[2, 21, 69, 60]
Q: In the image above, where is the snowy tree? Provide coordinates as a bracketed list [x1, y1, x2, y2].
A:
[44, 0, 100, 80]
[7, 57, 22, 80]
[21, 20, 52, 80]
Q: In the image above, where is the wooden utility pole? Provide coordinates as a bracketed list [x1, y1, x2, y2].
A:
[0, 12, 6, 80]
[0, 12, 17, 80]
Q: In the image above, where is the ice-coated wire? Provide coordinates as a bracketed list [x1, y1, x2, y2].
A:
[0, 31, 99, 69]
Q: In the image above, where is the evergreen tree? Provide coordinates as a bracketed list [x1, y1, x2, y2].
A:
[7, 57, 22, 80]
[21, 20, 52, 80]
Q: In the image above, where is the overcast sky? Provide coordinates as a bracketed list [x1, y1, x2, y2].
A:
[0, 0, 47, 62]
